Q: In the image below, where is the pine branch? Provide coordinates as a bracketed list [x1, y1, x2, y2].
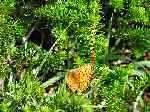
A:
[34, 20, 74, 77]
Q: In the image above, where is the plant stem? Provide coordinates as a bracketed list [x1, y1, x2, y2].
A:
[104, 12, 114, 64]
[34, 20, 74, 77]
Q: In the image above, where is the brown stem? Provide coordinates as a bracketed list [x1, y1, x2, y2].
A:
[92, 47, 95, 65]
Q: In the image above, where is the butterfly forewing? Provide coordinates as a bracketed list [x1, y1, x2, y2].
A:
[67, 69, 79, 92]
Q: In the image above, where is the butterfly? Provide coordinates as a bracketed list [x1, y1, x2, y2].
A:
[67, 64, 93, 93]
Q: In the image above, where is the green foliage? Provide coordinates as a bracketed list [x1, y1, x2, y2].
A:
[108, 0, 150, 62]
[0, 0, 102, 111]
[0, 0, 26, 79]
[44, 84, 93, 112]
[0, 76, 93, 112]
[0, 0, 150, 111]
[0, 75, 45, 111]
[35, 0, 107, 65]
[129, 6, 149, 23]
[110, 0, 124, 10]
[94, 64, 149, 111]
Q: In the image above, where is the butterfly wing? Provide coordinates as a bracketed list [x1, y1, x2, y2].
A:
[67, 69, 79, 92]
[67, 64, 93, 93]
[77, 64, 93, 93]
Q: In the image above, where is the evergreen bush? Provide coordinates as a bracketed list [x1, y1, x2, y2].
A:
[0, 0, 150, 111]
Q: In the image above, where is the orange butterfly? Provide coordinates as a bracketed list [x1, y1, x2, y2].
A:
[67, 48, 95, 93]
[67, 64, 94, 93]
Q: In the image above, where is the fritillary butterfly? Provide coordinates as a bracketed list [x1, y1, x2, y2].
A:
[67, 64, 93, 93]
